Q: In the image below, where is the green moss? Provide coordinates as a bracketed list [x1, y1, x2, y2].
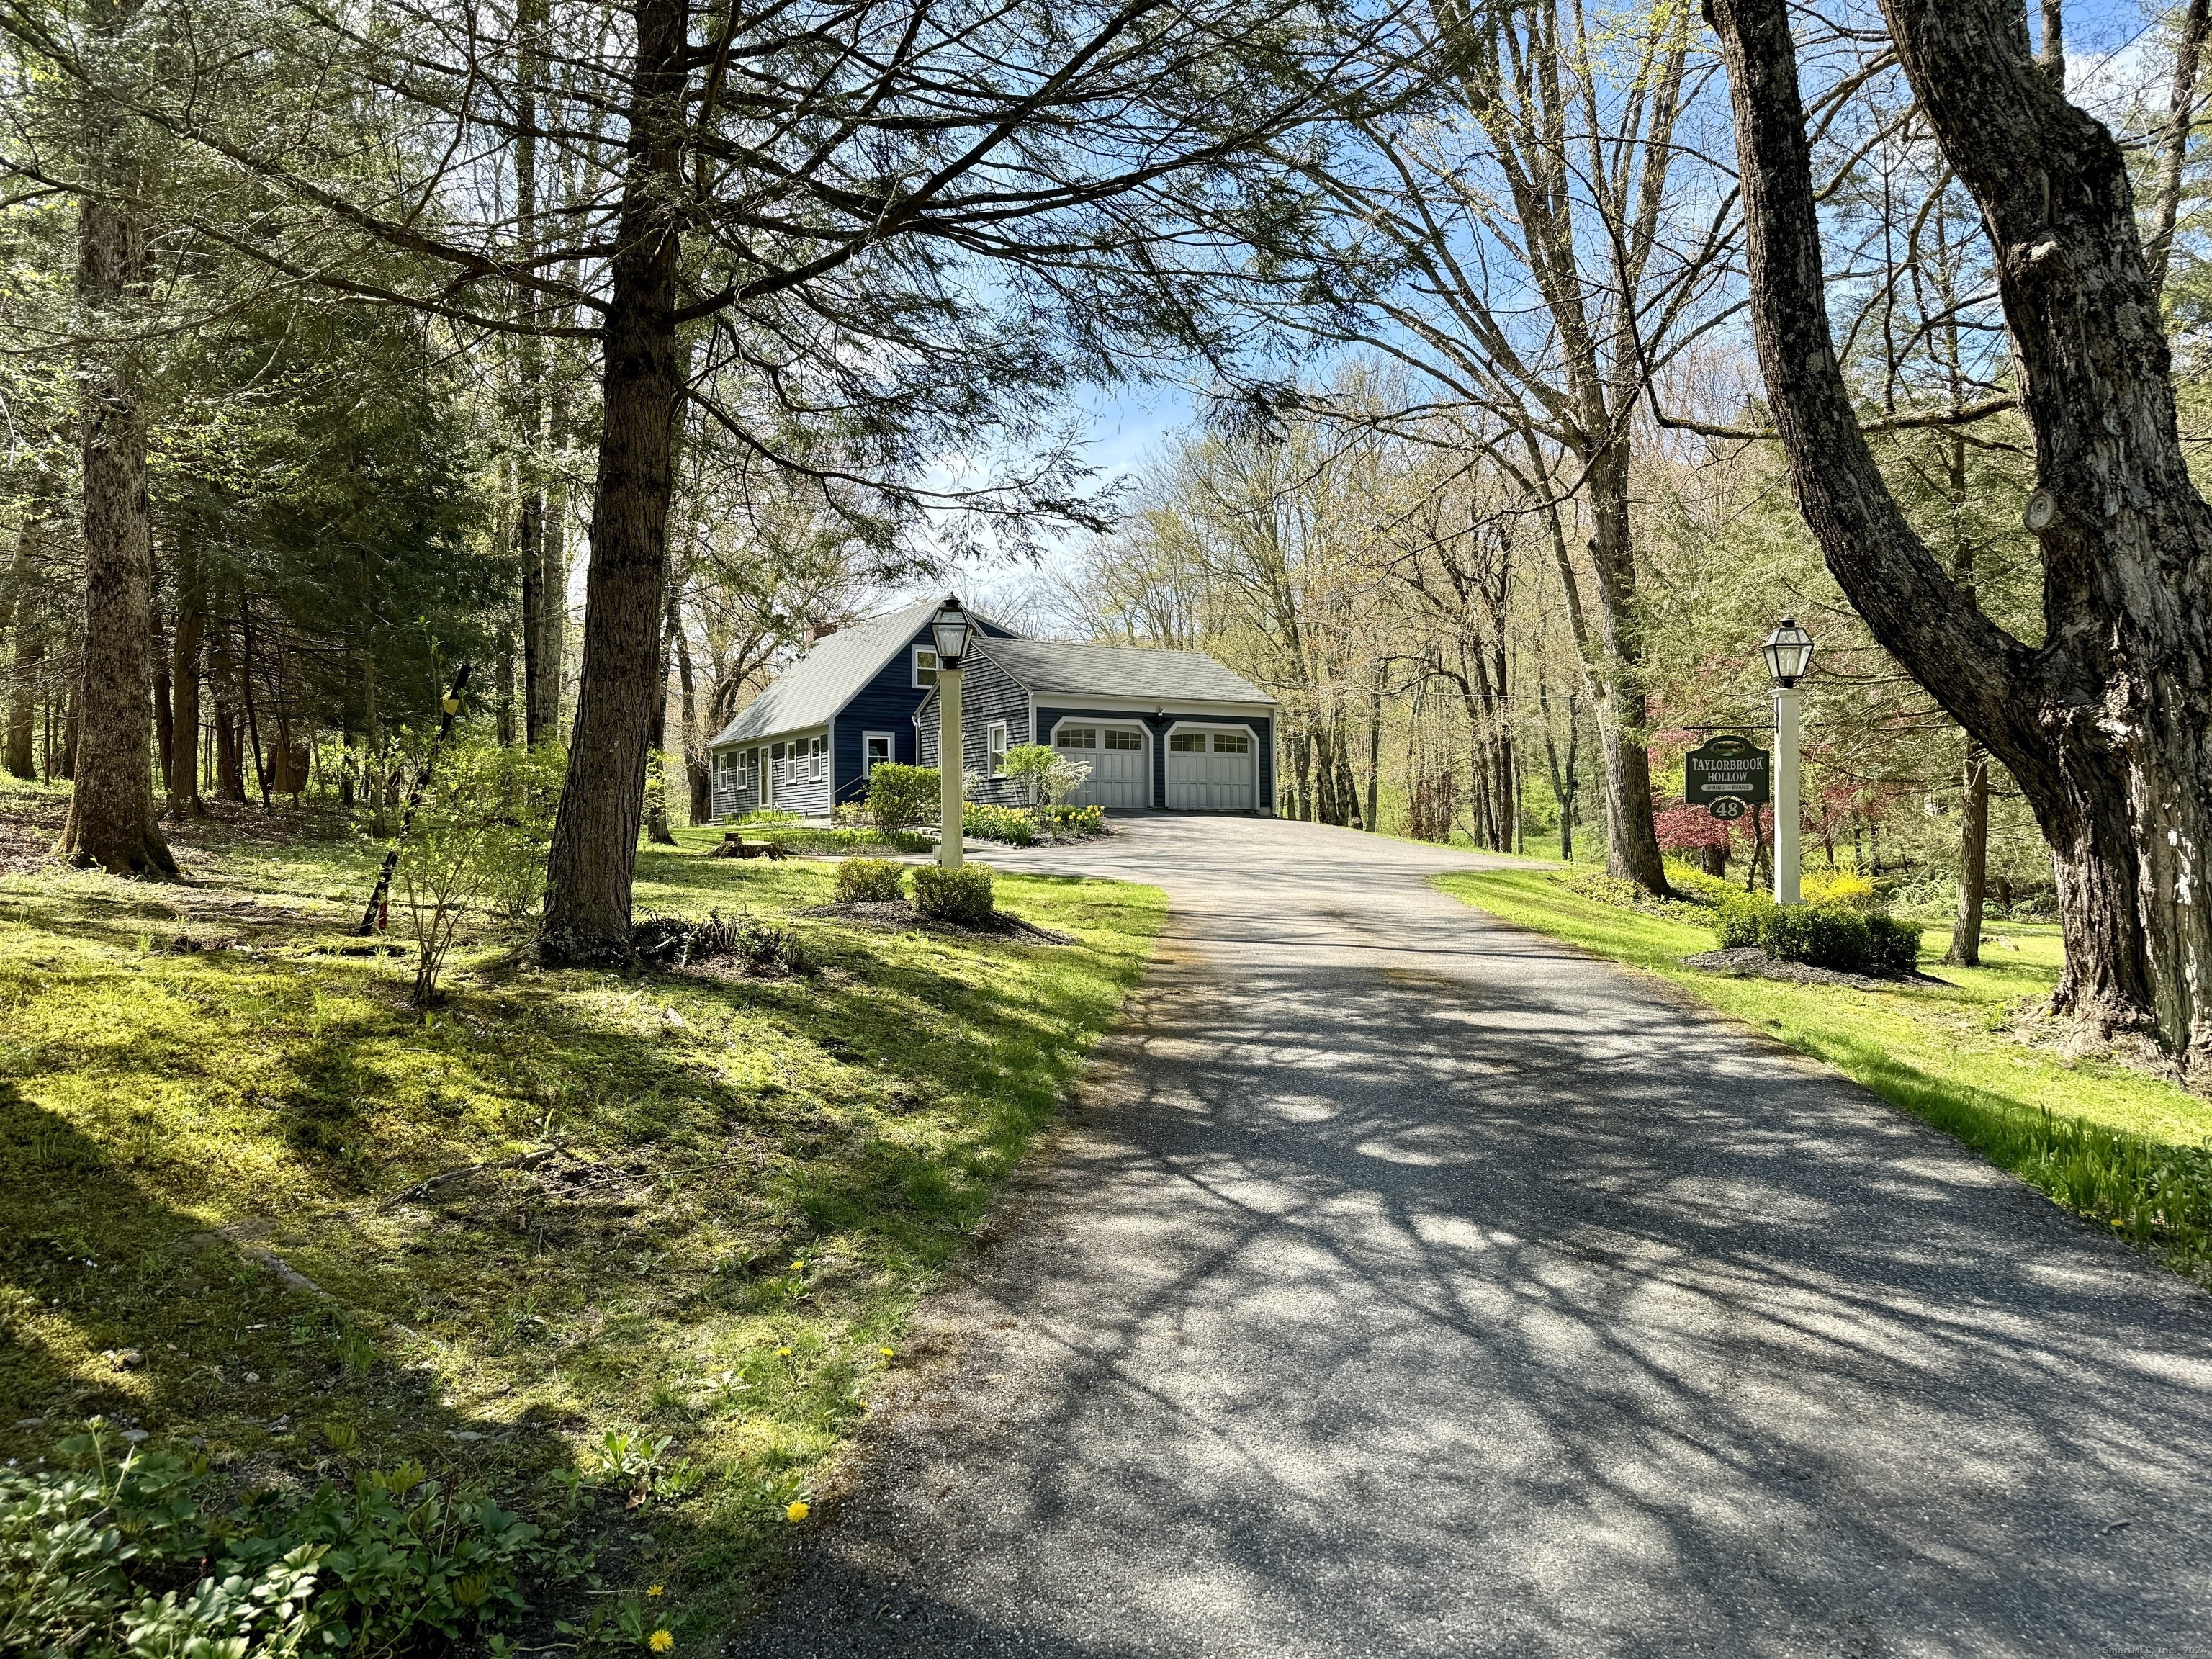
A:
[1433, 869, 2212, 1282]
[0, 802, 1161, 1639]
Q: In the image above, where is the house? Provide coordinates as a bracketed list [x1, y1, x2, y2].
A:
[704, 594, 1277, 817]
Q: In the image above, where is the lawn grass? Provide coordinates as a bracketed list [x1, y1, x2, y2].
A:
[0, 783, 1163, 1644]
[1434, 868, 2212, 1285]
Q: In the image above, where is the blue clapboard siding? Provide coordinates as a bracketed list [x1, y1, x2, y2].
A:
[830, 617, 1020, 806]
[916, 652, 1033, 806]
[1033, 708, 1273, 811]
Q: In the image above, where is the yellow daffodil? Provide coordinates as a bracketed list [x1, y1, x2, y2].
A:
[646, 1585, 664, 1597]
[786, 1499, 810, 1522]
[649, 1629, 674, 1652]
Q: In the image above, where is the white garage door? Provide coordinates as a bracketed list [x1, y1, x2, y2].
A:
[1166, 728, 1256, 811]
[1056, 725, 1148, 809]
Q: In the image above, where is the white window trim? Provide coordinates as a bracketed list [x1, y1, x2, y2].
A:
[863, 729, 896, 776]
[811, 734, 825, 783]
[912, 645, 939, 688]
[986, 720, 1010, 776]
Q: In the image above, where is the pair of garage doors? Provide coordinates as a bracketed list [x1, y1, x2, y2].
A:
[1053, 724, 1256, 811]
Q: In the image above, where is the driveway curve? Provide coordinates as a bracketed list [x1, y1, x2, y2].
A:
[733, 816, 2212, 1657]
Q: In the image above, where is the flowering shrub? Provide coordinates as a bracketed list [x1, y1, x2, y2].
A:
[1036, 804, 1105, 837]
[961, 803, 1037, 845]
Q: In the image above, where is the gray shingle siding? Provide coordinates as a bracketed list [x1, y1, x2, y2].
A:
[832, 618, 1017, 806]
[915, 652, 1033, 805]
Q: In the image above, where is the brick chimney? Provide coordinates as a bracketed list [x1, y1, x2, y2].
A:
[802, 621, 839, 647]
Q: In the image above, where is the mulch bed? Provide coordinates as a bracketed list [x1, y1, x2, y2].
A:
[1679, 946, 1932, 991]
[803, 899, 1074, 945]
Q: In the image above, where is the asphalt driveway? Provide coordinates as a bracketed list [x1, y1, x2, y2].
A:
[733, 816, 2212, 1657]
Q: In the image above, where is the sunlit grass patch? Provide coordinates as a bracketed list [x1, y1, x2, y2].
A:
[0, 809, 1161, 1641]
[1434, 868, 2212, 1285]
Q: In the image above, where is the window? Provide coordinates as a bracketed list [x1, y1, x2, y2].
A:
[812, 735, 826, 781]
[987, 721, 1009, 776]
[1103, 729, 1142, 750]
[913, 647, 938, 688]
[1213, 732, 1250, 754]
[1056, 727, 1097, 749]
[1169, 732, 1207, 752]
[863, 732, 894, 776]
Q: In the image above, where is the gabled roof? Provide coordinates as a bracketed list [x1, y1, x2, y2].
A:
[975, 637, 1273, 705]
[707, 595, 945, 747]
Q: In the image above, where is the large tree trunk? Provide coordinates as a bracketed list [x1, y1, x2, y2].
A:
[1582, 437, 1668, 890]
[54, 118, 174, 874]
[1711, 0, 2212, 1077]
[541, 0, 687, 962]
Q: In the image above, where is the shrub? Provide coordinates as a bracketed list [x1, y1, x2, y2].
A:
[1865, 912, 1925, 976]
[962, 802, 1037, 845]
[1770, 902, 1874, 974]
[834, 858, 907, 904]
[1803, 870, 1879, 909]
[912, 863, 995, 926]
[1713, 893, 1881, 974]
[865, 764, 939, 832]
[1714, 891, 1773, 949]
[1662, 863, 1735, 909]
[393, 739, 559, 1003]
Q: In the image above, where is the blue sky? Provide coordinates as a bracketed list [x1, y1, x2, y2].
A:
[907, 0, 2177, 619]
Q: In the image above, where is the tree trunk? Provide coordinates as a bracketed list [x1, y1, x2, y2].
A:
[1583, 437, 1668, 891]
[2146, 0, 2210, 292]
[1711, 0, 2212, 1077]
[238, 598, 271, 811]
[541, 0, 687, 961]
[168, 529, 204, 814]
[54, 121, 174, 875]
[209, 616, 243, 803]
[675, 598, 711, 824]
[1949, 738, 1990, 966]
[4, 497, 48, 781]
[644, 588, 678, 844]
[1364, 678, 1382, 833]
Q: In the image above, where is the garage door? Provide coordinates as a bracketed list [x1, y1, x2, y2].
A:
[1056, 725, 1149, 809]
[1165, 728, 1256, 811]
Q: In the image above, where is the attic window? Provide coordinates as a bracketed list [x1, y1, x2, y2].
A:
[913, 647, 938, 688]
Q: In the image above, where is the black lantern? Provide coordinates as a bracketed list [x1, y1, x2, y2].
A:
[931, 598, 971, 669]
[1762, 617, 1814, 688]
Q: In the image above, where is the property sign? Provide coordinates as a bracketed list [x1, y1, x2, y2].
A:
[1684, 734, 1771, 816]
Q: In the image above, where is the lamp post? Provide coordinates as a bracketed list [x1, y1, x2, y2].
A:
[932, 599, 971, 868]
[1762, 617, 1815, 905]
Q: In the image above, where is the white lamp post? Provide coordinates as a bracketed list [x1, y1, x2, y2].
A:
[932, 599, 971, 868]
[1762, 617, 1815, 905]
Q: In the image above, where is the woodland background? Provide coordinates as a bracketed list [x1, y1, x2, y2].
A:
[4, 0, 2208, 961]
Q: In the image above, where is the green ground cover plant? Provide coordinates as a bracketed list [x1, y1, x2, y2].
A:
[0, 783, 1162, 1647]
[1435, 868, 2212, 1285]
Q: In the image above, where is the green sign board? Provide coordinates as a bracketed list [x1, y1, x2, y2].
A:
[1685, 734, 1770, 814]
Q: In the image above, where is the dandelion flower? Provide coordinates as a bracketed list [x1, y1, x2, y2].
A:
[791, 1259, 806, 1273]
[649, 1629, 675, 1652]
[776, 1346, 793, 1357]
[879, 1347, 895, 1359]
[646, 1585, 664, 1597]
[786, 1500, 811, 1522]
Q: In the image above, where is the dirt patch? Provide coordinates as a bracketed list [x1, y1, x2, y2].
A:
[803, 899, 1075, 945]
[1679, 946, 1931, 992]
